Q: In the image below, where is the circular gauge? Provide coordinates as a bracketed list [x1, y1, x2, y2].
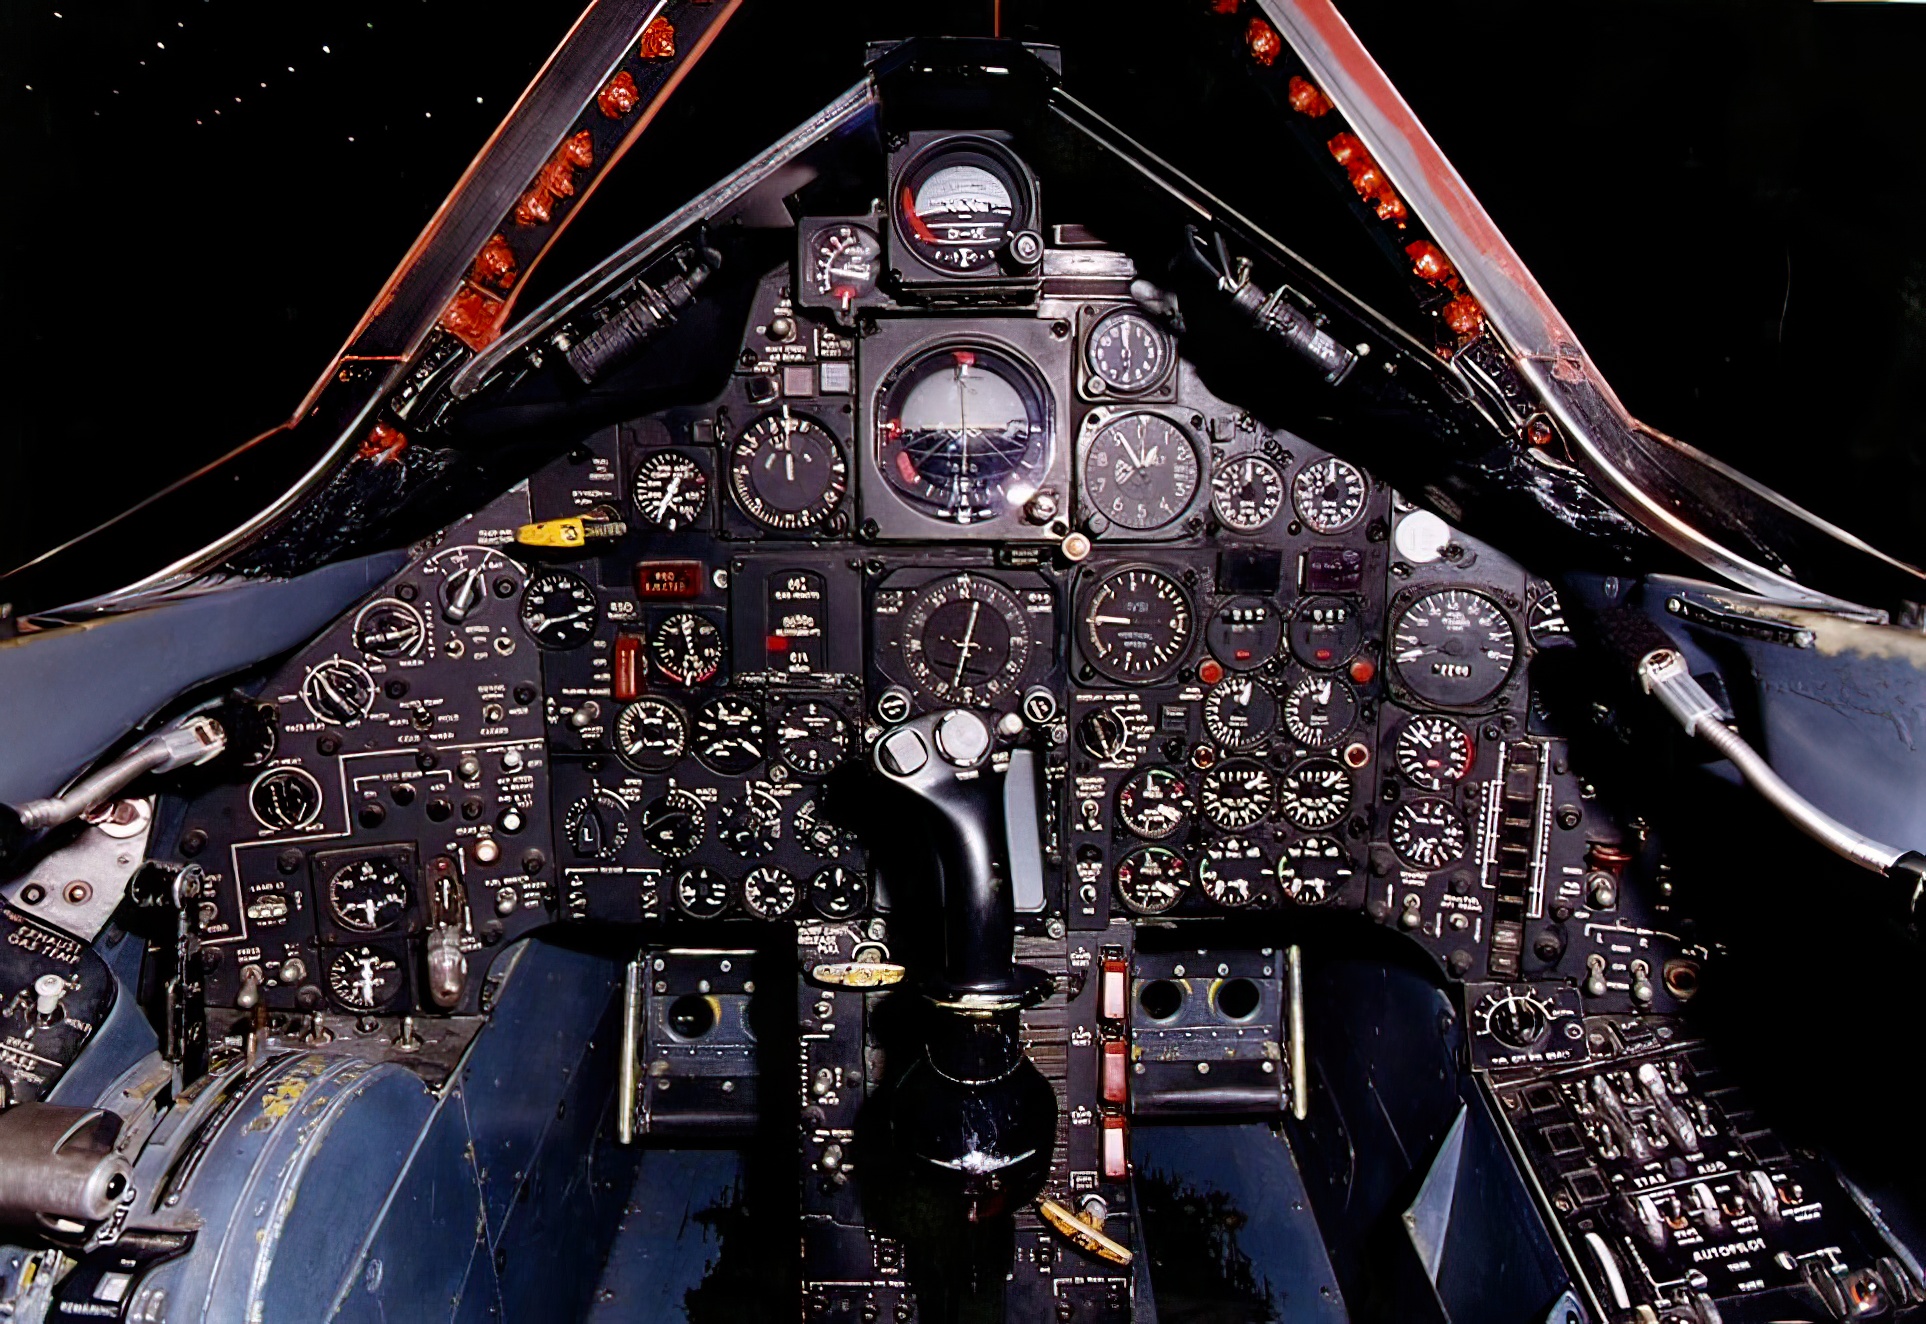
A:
[1279, 835, 1354, 903]
[876, 344, 1053, 524]
[1527, 590, 1573, 649]
[1203, 676, 1278, 752]
[612, 698, 688, 772]
[1115, 845, 1189, 915]
[728, 409, 848, 532]
[1074, 707, 1146, 763]
[1198, 837, 1269, 908]
[673, 866, 733, 920]
[1278, 760, 1352, 830]
[808, 223, 881, 303]
[693, 696, 765, 775]
[1082, 413, 1197, 532]
[632, 450, 708, 532]
[795, 797, 848, 858]
[1117, 766, 1193, 841]
[638, 789, 706, 858]
[721, 787, 784, 858]
[519, 570, 599, 650]
[1282, 675, 1359, 748]
[301, 658, 376, 725]
[1390, 798, 1467, 870]
[899, 574, 1036, 707]
[651, 612, 723, 685]
[424, 544, 517, 625]
[1198, 760, 1277, 831]
[1292, 456, 1368, 534]
[327, 945, 404, 1011]
[353, 599, 425, 660]
[1211, 454, 1286, 533]
[249, 767, 324, 831]
[810, 865, 868, 920]
[1288, 595, 1363, 670]
[1390, 589, 1519, 707]
[1085, 309, 1170, 395]
[1080, 566, 1194, 684]
[562, 788, 631, 860]
[1394, 715, 1474, 790]
[1206, 597, 1281, 672]
[741, 866, 801, 921]
[895, 142, 1028, 274]
[328, 858, 410, 934]
[775, 702, 851, 777]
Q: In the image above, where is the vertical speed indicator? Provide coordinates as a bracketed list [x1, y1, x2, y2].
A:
[1078, 566, 1194, 684]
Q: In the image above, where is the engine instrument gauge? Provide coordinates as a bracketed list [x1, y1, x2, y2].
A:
[1198, 837, 1269, 908]
[1292, 456, 1368, 533]
[1282, 675, 1359, 748]
[775, 702, 850, 777]
[899, 574, 1035, 707]
[1389, 797, 1467, 869]
[1085, 309, 1170, 394]
[673, 866, 733, 920]
[327, 858, 410, 934]
[895, 144, 1027, 274]
[1278, 759, 1352, 830]
[876, 345, 1052, 524]
[1203, 676, 1278, 752]
[249, 767, 324, 831]
[1211, 454, 1285, 533]
[1206, 597, 1281, 671]
[1394, 715, 1474, 790]
[1198, 760, 1276, 831]
[563, 789, 631, 860]
[1115, 845, 1189, 915]
[1289, 596, 1363, 669]
[1527, 590, 1573, 649]
[651, 612, 723, 685]
[1279, 835, 1353, 903]
[1117, 766, 1193, 841]
[353, 599, 425, 659]
[519, 570, 599, 649]
[612, 698, 688, 772]
[1390, 589, 1519, 707]
[809, 865, 867, 920]
[740, 866, 801, 921]
[328, 945, 404, 1011]
[693, 696, 765, 775]
[721, 787, 784, 858]
[638, 790, 706, 858]
[1079, 566, 1194, 684]
[728, 408, 848, 532]
[807, 222, 881, 304]
[1082, 413, 1197, 531]
[301, 658, 376, 726]
[632, 450, 708, 532]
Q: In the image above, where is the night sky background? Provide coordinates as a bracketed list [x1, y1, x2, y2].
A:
[4, 0, 1925, 582]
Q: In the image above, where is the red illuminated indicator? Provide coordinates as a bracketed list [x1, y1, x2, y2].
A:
[1102, 1041, 1128, 1104]
[634, 561, 705, 600]
[1197, 658, 1225, 686]
[765, 635, 789, 654]
[613, 634, 642, 701]
[1349, 657, 1376, 686]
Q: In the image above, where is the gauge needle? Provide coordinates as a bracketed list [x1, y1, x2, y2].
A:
[1092, 615, 1133, 626]
[655, 473, 682, 519]
[951, 600, 983, 687]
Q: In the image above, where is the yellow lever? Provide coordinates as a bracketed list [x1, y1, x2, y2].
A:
[515, 512, 628, 548]
[1038, 1197, 1133, 1266]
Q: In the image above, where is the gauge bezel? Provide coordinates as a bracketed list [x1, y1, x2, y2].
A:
[1210, 452, 1287, 534]
[1080, 306, 1176, 400]
[611, 697, 689, 773]
[248, 765, 326, 832]
[1291, 455, 1370, 535]
[519, 569, 600, 650]
[1075, 407, 1204, 539]
[1076, 563, 1197, 686]
[887, 133, 1039, 283]
[1386, 585, 1523, 712]
[630, 448, 710, 532]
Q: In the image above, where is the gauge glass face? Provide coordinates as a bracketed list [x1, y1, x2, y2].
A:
[1278, 759, 1352, 830]
[897, 149, 1022, 273]
[1198, 760, 1276, 831]
[876, 346, 1052, 524]
[563, 789, 631, 860]
[1292, 456, 1368, 533]
[353, 599, 425, 659]
[809, 865, 867, 920]
[301, 657, 375, 725]
[1279, 835, 1353, 903]
[1211, 454, 1286, 533]
[693, 696, 765, 775]
[639, 790, 706, 858]
[808, 223, 881, 302]
[632, 450, 708, 531]
[1082, 413, 1197, 531]
[613, 698, 688, 773]
[1206, 597, 1281, 671]
[1282, 675, 1359, 748]
[328, 945, 403, 1011]
[1198, 837, 1269, 908]
[328, 858, 410, 933]
[1203, 676, 1277, 753]
[729, 409, 848, 531]
[1085, 310, 1169, 394]
[1389, 797, 1467, 869]
[722, 787, 784, 858]
[651, 612, 723, 685]
[900, 574, 1035, 706]
[520, 571, 599, 649]
[1116, 766, 1193, 840]
[1390, 589, 1519, 707]
[673, 866, 732, 919]
[1395, 715, 1474, 790]
[1289, 595, 1363, 669]
[1080, 566, 1194, 684]
[250, 767, 324, 831]
[740, 866, 801, 921]
[1115, 845, 1189, 915]
[775, 702, 850, 777]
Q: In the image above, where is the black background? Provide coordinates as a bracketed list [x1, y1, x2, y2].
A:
[4, 0, 1924, 582]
